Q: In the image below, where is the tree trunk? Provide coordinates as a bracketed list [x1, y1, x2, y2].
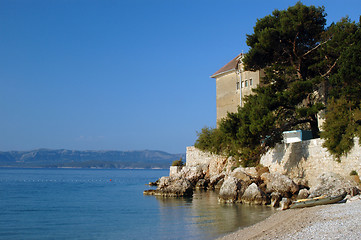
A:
[310, 115, 320, 138]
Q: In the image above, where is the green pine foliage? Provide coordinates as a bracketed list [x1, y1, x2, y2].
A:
[171, 158, 185, 167]
[195, 127, 226, 155]
[195, 2, 361, 165]
[321, 98, 357, 160]
[321, 18, 361, 159]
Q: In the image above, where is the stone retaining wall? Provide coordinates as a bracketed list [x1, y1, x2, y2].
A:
[169, 166, 183, 177]
[186, 146, 232, 176]
[260, 138, 361, 187]
[186, 138, 361, 187]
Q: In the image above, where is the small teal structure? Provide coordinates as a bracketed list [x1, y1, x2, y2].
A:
[283, 130, 313, 143]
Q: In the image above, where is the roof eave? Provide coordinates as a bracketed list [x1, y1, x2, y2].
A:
[210, 68, 236, 78]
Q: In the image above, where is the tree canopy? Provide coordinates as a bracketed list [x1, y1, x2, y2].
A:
[195, 2, 361, 166]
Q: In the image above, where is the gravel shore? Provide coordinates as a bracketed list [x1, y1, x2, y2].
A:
[219, 196, 361, 240]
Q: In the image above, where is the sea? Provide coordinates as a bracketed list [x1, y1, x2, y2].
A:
[0, 168, 275, 240]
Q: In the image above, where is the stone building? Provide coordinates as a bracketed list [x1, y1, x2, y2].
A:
[211, 53, 264, 124]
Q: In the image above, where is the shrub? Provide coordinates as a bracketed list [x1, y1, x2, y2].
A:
[194, 127, 230, 155]
[171, 158, 184, 167]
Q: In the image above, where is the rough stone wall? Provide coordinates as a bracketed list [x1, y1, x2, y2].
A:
[187, 138, 361, 188]
[186, 146, 233, 177]
[260, 138, 361, 187]
[169, 166, 183, 177]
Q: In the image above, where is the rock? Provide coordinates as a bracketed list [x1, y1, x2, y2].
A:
[240, 183, 269, 205]
[219, 176, 243, 203]
[256, 165, 269, 177]
[270, 192, 282, 207]
[297, 189, 310, 199]
[346, 195, 361, 203]
[215, 178, 224, 190]
[179, 166, 205, 185]
[208, 173, 225, 190]
[293, 177, 308, 188]
[258, 182, 267, 193]
[149, 176, 193, 197]
[143, 189, 157, 195]
[279, 198, 292, 210]
[242, 167, 259, 179]
[195, 179, 209, 190]
[231, 168, 252, 183]
[309, 172, 360, 198]
[158, 176, 172, 188]
[261, 172, 299, 197]
[165, 178, 193, 197]
[148, 179, 159, 186]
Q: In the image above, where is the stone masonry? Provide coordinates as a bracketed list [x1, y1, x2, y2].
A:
[186, 146, 233, 177]
[260, 138, 361, 187]
[186, 138, 361, 188]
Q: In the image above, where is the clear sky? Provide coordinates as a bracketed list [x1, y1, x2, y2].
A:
[1, 0, 360, 153]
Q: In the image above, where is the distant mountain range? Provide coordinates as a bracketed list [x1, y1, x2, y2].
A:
[0, 149, 185, 169]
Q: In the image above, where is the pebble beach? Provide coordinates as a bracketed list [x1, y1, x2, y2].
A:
[219, 196, 361, 240]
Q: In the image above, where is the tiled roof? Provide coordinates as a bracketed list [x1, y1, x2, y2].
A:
[210, 53, 242, 78]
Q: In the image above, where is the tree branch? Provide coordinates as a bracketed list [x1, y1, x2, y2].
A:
[302, 38, 332, 58]
[280, 118, 312, 132]
[321, 58, 339, 77]
[292, 32, 299, 57]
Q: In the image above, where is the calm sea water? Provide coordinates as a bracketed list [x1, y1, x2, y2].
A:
[0, 168, 275, 240]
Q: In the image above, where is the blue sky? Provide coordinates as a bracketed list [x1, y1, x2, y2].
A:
[1, 0, 360, 153]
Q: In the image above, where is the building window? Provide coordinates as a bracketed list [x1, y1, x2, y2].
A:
[236, 82, 240, 90]
[241, 81, 245, 88]
[245, 80, 248, 87]
[250, 78, 253, 86]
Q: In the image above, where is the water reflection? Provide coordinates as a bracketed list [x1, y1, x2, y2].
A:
[155, 190, 275, 240]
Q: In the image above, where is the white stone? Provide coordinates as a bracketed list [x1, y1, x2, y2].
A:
[260, 137, 361, 188]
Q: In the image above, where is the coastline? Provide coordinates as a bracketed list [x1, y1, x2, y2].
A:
[218, 197, 361, 240]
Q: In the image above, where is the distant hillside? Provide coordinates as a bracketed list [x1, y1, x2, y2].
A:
[0, 149, 185, 169]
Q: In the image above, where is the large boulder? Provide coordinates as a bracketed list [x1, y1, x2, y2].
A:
[240, 183, 269, 205]
[162, 177, 193, 197]
[297, 189, 310, 199]
[179, 166, 205, 185]
[261, 172, 299, 197]
[208, 173, 225, 190]
[144, 176, 193, 197]
[309, 172, 360, 198]
[219, 176, 243, 203]
[279, 198, 292, 210]
[215, 178, 225, 190]
[270, 192, 282, 207]
[231, 168, 252, 183]
[158, 176, 172, 188]
[195, 179, 209, 190]
[242, 167, 259, 179]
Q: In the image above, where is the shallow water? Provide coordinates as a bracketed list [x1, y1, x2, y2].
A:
[0, 168, 275, 239]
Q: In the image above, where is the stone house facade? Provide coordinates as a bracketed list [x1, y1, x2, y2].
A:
[211, 53, 264, 125]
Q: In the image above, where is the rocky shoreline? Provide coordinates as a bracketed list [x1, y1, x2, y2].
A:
[144, 147, 361, 239]
[144, 160, 361, 210]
